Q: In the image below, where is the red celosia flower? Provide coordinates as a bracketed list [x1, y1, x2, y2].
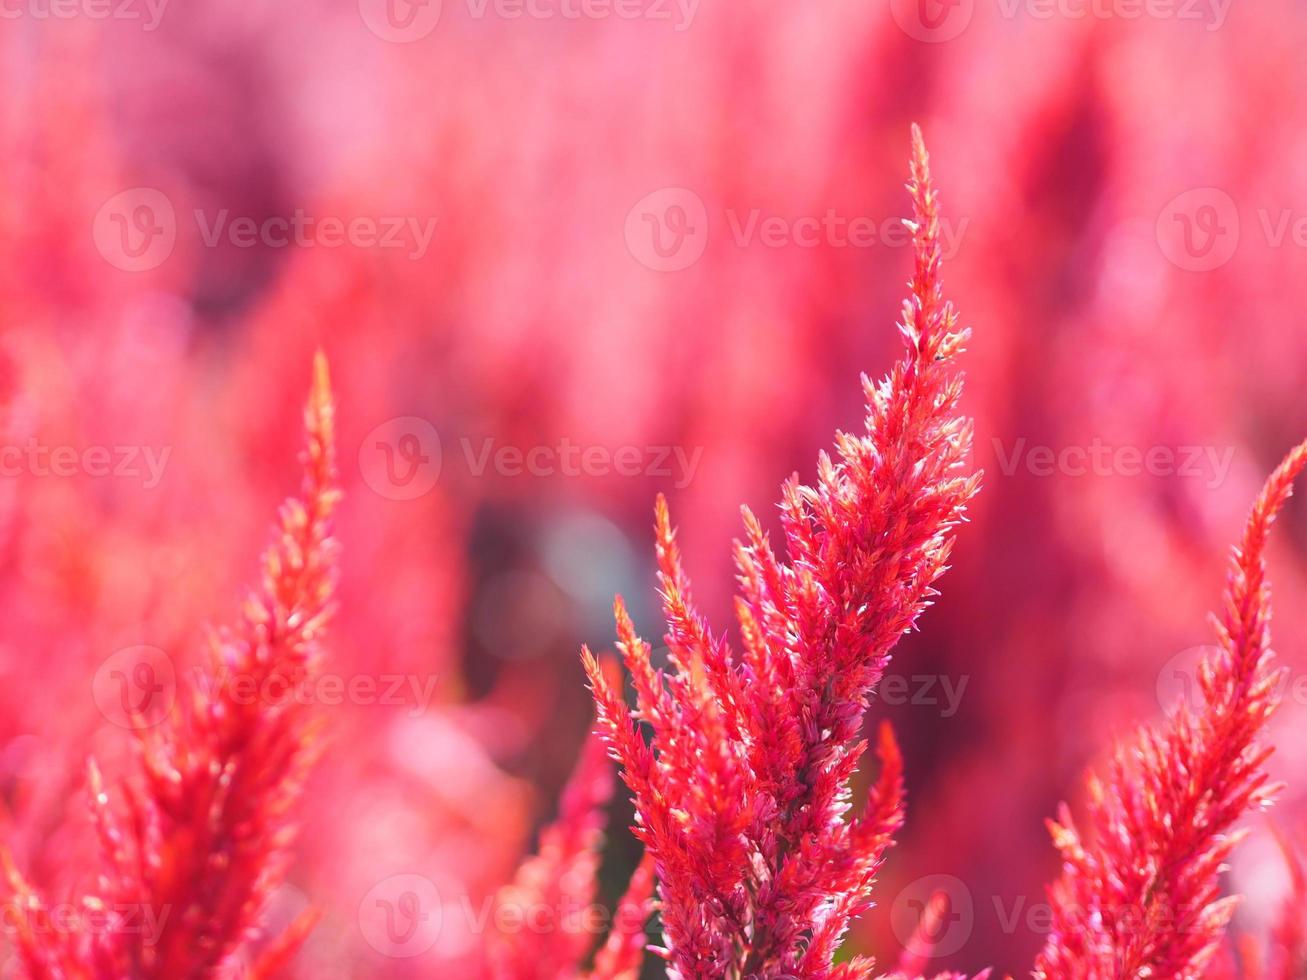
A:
[489, 708, 655, 980]
[489, 729, 614, 980]
[584, 127, 981, 978]
[1209, 833, 1307, 980]
[1264, 836, 1307, 978]
[1034, 440, 1307, 979]
[585, 852, 657, 980]
[3, 353, 340, 979]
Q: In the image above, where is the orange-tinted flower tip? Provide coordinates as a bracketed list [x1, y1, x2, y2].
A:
[876, 719, 903, 775]
[910, 122, 928, 171]
[311, 348, 332, 409]
[308, 350, 335, 450]
[581, 645, 608, 696]
[596, 650, 624, 692]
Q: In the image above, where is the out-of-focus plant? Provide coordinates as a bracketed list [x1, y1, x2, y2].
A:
[488, 722, 655, 980]
[585, 128, 981, 978]
[3, 355, 339, 979]
[1035, 441, 1307, 979]
[579, 131, 1307, 980]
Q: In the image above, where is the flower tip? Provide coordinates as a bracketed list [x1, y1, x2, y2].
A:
[910, 121, 925, 152]
[310, 349, 332, 403]
[581, 645, 617, 692]
[877, 719, 903, 770]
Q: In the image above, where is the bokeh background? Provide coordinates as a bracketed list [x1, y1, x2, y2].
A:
[3, 0, 1307, 975]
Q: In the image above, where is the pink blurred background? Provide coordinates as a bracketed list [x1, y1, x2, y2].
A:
[3, 0, 1307, 974]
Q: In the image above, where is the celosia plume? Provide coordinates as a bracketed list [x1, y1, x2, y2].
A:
[3, 353, 340, 979]
[489, 728, 615, 980]
[1209, 833, 1307, 980]
[1034, 440, 1307, 979]
[584, 127, 981, 978]
[490, 658, 656, 980]
[1265, 836, 1307, 978]
[584, 852, 657, 980]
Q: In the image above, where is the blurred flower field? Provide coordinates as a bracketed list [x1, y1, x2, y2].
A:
[3, 2, 1307, 976]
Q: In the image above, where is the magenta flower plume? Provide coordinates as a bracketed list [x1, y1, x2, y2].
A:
[1264, 836, 1307, 978]
[488, 699, 655, 980]
[4, 353, 340, 979]
[585, 853, 657, 980]
[1034, 440, 1307, 979]
[584, 126, 981, 978]
[490, 727, 616, 980]
[1209, 833, 1307, 980]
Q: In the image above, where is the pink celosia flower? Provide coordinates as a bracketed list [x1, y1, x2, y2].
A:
[3, 353, 340, 979]
[584, 127, 981, 978]
[1034, 440, 1307, 979]
[489, 729, 614, 980]
[585, 852, 657, 980]
[1209, 833, 1307, 980]
[489, 701, 654, 980]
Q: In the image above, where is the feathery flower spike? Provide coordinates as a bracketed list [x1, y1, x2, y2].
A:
[584, 852, 657, 980]
[1034, 439, 1307, 980]
[585, 126, 980, 978]
[489, 727, 617, 980]
[3, 352, 340, 979]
